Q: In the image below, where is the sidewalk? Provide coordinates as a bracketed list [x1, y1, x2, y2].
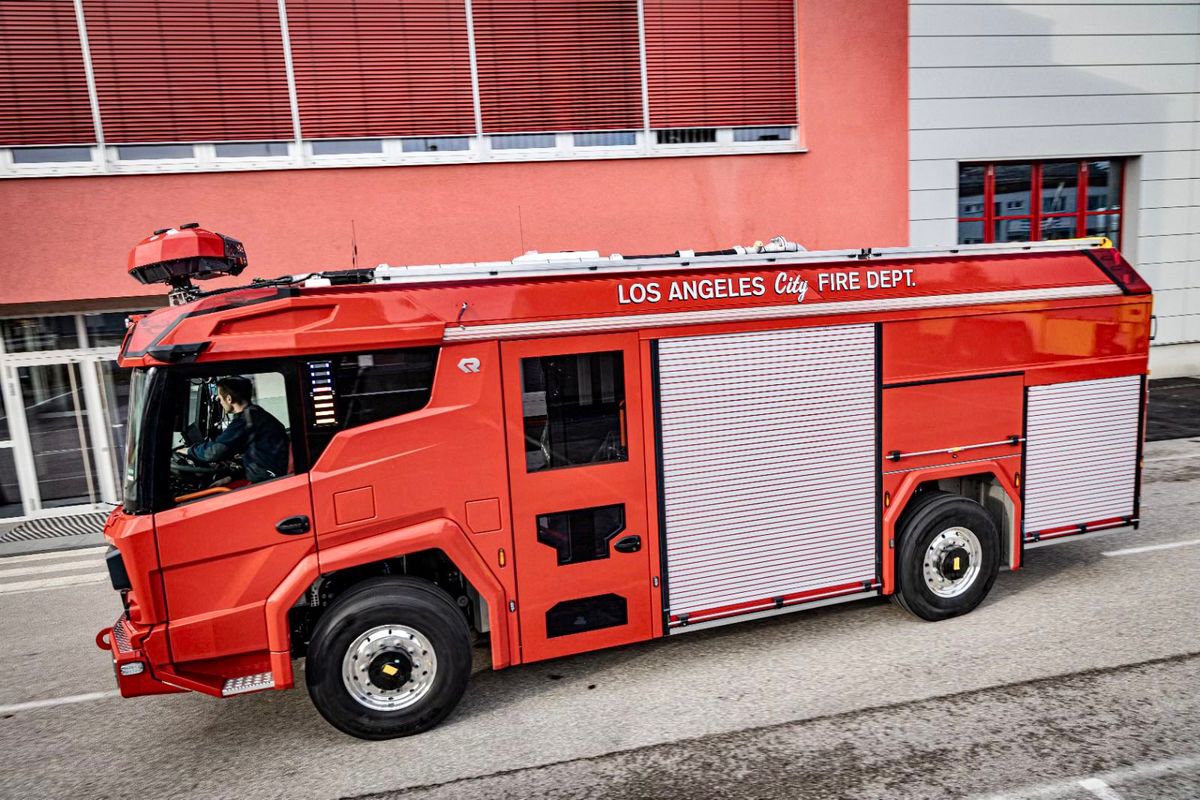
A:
[1, 376, 1198, 559]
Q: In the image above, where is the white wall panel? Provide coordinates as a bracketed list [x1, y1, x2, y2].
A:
[910, 217, 958, 246]
[1140, 206, 1199, 238]
[1139, 233, 1200, 265]
[656, 325, 878, 619]
[910, 188, 957, 221]
[912, 94, 1197, 131]
[910, 158, 959, 191]
[1140, 152, 1200, 182]
[911, 5, 1200, 37]
[912, 123, 1198, 161]
[1141, 179, 1200, 210]
[911, 34, 1200, 69]
[1136, 262, 1197, 291]
[912, 65, 1198, 99]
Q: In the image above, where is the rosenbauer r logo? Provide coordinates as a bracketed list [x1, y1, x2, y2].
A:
[458, 357, 481, 373]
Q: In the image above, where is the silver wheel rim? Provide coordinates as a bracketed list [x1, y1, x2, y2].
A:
[341, 624, 438, 711]
[922, 526, 983, 598]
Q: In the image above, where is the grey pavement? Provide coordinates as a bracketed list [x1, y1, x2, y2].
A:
[0, 438, 1198, 799]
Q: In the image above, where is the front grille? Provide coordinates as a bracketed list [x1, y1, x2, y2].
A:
[112, 613, 132, 653]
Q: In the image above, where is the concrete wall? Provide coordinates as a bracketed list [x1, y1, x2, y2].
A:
[907, 1, 1200, 374]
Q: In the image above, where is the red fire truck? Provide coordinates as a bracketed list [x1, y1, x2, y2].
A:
[96, 226, 1151, 739]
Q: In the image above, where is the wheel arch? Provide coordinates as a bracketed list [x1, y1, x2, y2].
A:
[265, 518, 513, 691]
[883, 460, 1022, 594]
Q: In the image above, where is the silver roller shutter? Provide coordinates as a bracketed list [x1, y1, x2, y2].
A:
[1024, 375, 1142, 534]
[657, 324, 878, 620]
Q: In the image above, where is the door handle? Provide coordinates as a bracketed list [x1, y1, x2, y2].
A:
[276, 515, 310, 535]
[613, 535, 641, 554]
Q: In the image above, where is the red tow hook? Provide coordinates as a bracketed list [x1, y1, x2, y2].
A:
[96, 627, 113, 651]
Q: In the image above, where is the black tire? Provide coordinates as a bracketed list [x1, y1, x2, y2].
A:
[305, 576, 472, 740]
[892, 490, 1000, 621]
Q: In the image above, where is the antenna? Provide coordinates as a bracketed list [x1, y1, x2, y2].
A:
[351, 220, 359, 269]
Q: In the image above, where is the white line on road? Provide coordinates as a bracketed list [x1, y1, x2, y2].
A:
[0, 690, 121, 715]
[1102, 539, 1200, 557]
[976, 753, 1200, 799]
[0, 559, 107, 579]
[0, 572, 110, 595]
[0, 546, 108, 565]
[1078, 778, 1123, 800]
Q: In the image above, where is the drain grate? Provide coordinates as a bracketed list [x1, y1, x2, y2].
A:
[0, 511, 109, 543]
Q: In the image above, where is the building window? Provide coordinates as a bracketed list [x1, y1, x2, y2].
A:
[958, 160, 1123, 247]
[213, 142, 290, 158]
[310, 138, 383, 156]
[11, 146, 93, 164]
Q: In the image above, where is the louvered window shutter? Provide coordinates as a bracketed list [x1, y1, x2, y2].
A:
[83, 0, 293, 143]
[0, 1, 94, 146]
[643, 0, 797, 129]
[473, 0, 642, 134]
[287, 0, 475, 139]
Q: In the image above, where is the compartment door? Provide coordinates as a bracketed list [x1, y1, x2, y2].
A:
[656, 324, 879, 628]
[501, 333, 654, 662]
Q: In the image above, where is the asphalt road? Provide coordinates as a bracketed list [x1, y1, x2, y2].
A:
[1, 439, 1199, 800]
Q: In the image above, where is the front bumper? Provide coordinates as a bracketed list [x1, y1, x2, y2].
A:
[96, 613, 183, 698]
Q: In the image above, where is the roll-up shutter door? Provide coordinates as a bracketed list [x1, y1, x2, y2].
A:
[643, 0, 797, 129]
[286, 0, 475, 139]
[657, 325, 877, 621]
[83, 0, 292, 143]
[472, 0, 642, 134]
[0, 1, 94, 146]
[1023, 376, 1141, 534]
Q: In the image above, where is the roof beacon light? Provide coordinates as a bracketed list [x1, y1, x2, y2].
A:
[128, 223, 248, 304]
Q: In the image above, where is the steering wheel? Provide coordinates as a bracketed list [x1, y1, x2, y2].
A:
[171, 446, 220, 475]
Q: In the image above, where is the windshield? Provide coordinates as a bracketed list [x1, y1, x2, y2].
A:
[122, 367, 154, 513]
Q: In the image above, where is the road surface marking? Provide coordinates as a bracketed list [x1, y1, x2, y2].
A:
[976, 753, 1200, 799]
[0, 690, 121, 715]
[1102, 538, 1200, 557]
[1078, 778, 1123, 800]
[0, 559, 107, 579]
[0, 572, 110, 595]
[0, 546, 108, 565]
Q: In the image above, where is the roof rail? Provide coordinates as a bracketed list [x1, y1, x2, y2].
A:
[361, 237, 1110, 288]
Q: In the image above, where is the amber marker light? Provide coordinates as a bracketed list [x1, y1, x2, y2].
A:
[883, 491, 891, 508]
[498, 548, 507, 568]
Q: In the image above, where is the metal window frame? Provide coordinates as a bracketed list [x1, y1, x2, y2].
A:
[958, 159, 1125, 246]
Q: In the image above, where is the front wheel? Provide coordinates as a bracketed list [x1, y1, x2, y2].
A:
[892, 491, 1000, 621]
[305, 577, 472, 739]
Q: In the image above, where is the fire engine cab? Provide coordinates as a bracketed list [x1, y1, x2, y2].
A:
[97, 225, 1151, 739]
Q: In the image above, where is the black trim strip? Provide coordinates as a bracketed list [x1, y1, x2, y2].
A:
[1018, 385, 1029, 560]
[1133, 373, 1147, 527]
[649, 340, 672, 636]
[882, 370, 1024, 391]
[874, 323, 883, 583]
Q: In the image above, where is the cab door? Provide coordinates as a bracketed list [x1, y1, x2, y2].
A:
[502, 333, 654, 662]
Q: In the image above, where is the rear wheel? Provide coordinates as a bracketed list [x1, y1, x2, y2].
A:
[305, 576, 471, 739]
[892, 491, 1000, 621]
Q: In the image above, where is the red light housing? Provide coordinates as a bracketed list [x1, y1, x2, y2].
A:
[1087, 247, 1151, 296]
[128, 224, 247, 287]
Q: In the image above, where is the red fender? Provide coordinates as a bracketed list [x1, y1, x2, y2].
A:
[881, 459, 1023, 594]
[265, 518, 512, 690]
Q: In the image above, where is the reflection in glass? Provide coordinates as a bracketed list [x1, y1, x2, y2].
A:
[958, 165, 985, 218]
[1039, 215, 1078, 240]
[994, 218, 1031, 243]
[958, 220, 985, 244]
[0, 316, 79, 353]
[1041, 161, 1078, 213]
[522, 351, 626, 472]
[1087, 161, 1121, 211]
[19, 363, 99, 507]
[993, 163, 1032, 216]
[0, 448, 19, 518]
[1086, 214, 1121, 248]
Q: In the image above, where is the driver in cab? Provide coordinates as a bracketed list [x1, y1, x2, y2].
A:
[188, 376, 290, 484]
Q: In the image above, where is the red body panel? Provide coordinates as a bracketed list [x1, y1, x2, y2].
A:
[101, 243, 1151, 700]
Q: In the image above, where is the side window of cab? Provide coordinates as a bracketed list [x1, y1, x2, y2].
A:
[303, 348, 439, 463]
[164, 366, 301, 505]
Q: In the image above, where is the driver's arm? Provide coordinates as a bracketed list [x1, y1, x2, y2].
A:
[188, 414, 249, 464]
